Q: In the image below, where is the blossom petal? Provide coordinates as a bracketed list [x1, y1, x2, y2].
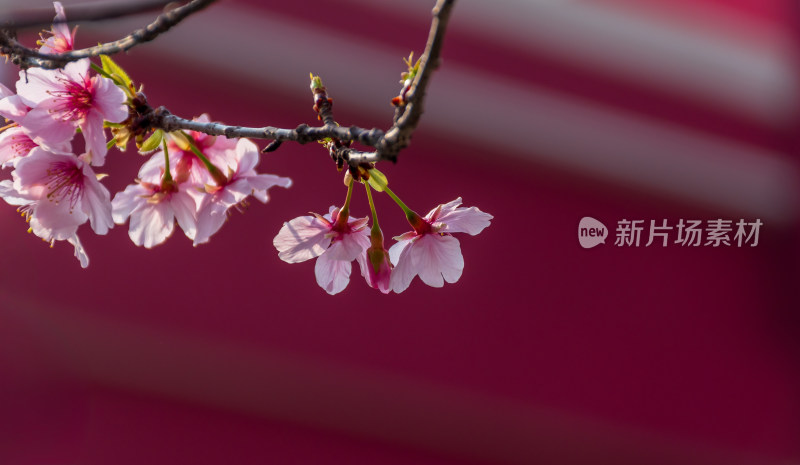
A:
[248, 174, 292, 203]
[171, 190, 198, 240]
[234, 139, 259, 173]
[91, 74, 128, 124]
[20, 106, 75, 150]
[0, 94, 29, 121]
[81, 112, 110, 166]
[437, 205, 493, 235]
[193, 201, 228, 246]
[273, 215, 332, 263]
[358, 248, 392, 294]
[13, 147, 59, 187]
[67, 233, 89, 268]
[315, 250, 352, 295]
[29, 197, 86, 241]
[50, 2, 72, 48]
[0, 179, 32, 206]
[413, 234, 464, 287]
[129, 202, 174, 248]
[426, 197, 461, 221]
[0, 127, 35, 168]
[60, 59, 90, 84]
[111, 183, 146, 224]
[80, 162, 113, 235]
[16, 69, 63, 105]
[389, 239, 417, 293]
[388, 238, 410, 266]
[325, 226, 370, 262]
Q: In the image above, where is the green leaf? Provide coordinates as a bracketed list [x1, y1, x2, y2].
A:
[138, 129, 164, 153]
[367, 168, 388, 192]
[100, 54, 132, 89]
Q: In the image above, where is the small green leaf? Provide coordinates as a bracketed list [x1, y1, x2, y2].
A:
[309, 73, 324, 91]
[138, 129, 164, 153]
[168, 131, 191, 151]
[100, 55, 132, 89]
[367, 168, 388, 192]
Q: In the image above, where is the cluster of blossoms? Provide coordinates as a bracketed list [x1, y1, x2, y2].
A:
[1, 3, 493, 295]
[273, 171, 492, 294]
[0, 3, 290, 266]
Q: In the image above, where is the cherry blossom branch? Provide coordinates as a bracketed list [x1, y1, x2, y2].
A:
[145, 0, 456, 168]
[0, 0, 215, 69]
[153, 109, 386, 148]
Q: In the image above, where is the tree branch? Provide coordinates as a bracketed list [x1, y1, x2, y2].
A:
[153, 109, 386, 148]
[376, 0, 455, 161]
[0, 0, 216, 69]
[7, 0, 457, 170]
[151, 0, 457, 168]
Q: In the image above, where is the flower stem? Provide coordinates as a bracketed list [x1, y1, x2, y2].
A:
[381, 185, 407, 213]
[333, 177, 354, 228]
[161, 137, 173, 184]
[179, 131, 227, 186]
[90, 62, 119, 85]
[380, 184, 428, 232]
[365, 182, 380, 233]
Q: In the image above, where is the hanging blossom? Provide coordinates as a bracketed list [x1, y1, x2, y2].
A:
[356, 228, 392, 294]
[274, 206, 370, 295]
[389, 198, 493, 293]
[38, 2, 76, 54]
[14, 58, 127, 166]
[192, 138, 292, 245]
[128, 120, 291, 247]
[0, 148, 113, 267]
[354, 183, 392, 294]
[138, 114, 237, 186]
[111, 170, 198, 249]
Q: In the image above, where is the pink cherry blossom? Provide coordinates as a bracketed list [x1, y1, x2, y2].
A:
[192, 138, 291, 245]
[0, 82, 28, 121]
[356, 229, 392, 294]
[112, 179, 198, 248]
[0, 126, 39, 168]
[138, 114, 238, 186]
[0, 82, 70, 167]
[389, 198, 492, 293]
[15, 59, 127, 166]
[0, 148, 113, 267]
[38, 2, 75, 54]
[274, 206, 370, 295]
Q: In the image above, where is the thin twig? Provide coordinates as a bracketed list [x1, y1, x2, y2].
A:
[0, 0, 216, 69]
[153, 0, 457, 168]
[154, 109, 386, 147]
[376, 0, 455, 162]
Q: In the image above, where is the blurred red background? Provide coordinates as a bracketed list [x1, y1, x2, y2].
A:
[1, 0, 799, 464]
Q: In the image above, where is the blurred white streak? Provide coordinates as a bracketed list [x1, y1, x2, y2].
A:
[427, 69, 800, 225]
[89, 5, 799, 223]
[345, 0, 799, 128]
